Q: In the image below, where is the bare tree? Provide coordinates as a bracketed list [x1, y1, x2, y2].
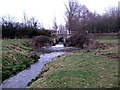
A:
[119, 2, 120, 30]
[65, 0, 119, 33]
[27, 16, 38, 29]
[58, 24, 65, 31]
[64, 0, 79, 31]
[22, 12, 28, 27]
[64, 0, 89, 31]
[52, 16, 58, 30]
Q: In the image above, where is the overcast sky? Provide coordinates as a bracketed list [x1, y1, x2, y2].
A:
[0, 0, 119, 29]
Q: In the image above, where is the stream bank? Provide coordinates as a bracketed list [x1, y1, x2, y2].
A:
[29, 39, 119, 88]
[2, 39, 39, 82]
[2, 42, 78, 88]
[2, 52, 66, 88]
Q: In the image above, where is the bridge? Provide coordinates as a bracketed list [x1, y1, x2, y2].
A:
[50, 29, 77, 45]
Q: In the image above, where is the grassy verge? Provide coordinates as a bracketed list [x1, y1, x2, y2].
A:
[2, 39, 39, 82]
[29, 38, 119, 88]
[96, 38, 118, 44]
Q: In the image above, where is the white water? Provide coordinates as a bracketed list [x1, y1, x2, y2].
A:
[52, 42, 64, 47]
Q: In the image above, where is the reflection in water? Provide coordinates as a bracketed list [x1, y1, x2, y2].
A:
[1, 42, 78, 88]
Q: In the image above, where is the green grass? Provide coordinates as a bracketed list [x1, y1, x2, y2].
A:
[2, 39, 30, 46]
[29, 37, 119, 88]
[96, 38, 118, 44]
[95, 38, 118, 56]
[30, 51, 118, 88]
[2, 39, 39, 82]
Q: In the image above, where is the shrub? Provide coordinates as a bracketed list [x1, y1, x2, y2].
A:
[28, 30, 51, 38]
[2, 24, 51, 39]
[30, 35, 51, 47]
[65, 30, 96, 49]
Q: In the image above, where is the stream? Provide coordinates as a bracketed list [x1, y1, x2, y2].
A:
[1, 42, 78, 88]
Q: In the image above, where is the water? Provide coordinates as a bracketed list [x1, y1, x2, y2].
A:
[34, 42, 78, 54]
[52, 42, 64, 47]
[1, 42, 78, 88]
[2, 52, 66, 88]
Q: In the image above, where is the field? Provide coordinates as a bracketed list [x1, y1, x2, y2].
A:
[29, 38, 119, 88]
[96, 38, 118, 44]
[1, 39, 39, 82]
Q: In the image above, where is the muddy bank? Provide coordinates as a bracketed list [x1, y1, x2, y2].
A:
[91, 43, 118, 58]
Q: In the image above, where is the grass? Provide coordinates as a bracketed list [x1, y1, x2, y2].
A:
[29, 37, 119, 88]
[93, 38, 118, 58]
[1, 39, 39, 82]
[96, 38, 118, 44]
[0, 39, 1, 84]
[30, 51, 118, 88]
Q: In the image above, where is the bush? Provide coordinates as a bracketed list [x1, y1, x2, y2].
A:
[28, 30, 51, 38]
[65, 30, 96, 49]
[2, 23, 51, 39]
[30, 35, 51, 47]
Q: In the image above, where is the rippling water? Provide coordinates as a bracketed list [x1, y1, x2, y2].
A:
[1, 43, 78, 88]
[2, 52, 66, 88]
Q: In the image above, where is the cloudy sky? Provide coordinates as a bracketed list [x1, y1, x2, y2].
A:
[0, 0, 119, 29]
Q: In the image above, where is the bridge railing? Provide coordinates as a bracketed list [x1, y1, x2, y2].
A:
[50, 30, 78, 35]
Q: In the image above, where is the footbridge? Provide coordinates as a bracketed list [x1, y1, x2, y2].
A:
[50, 30, 77, 45]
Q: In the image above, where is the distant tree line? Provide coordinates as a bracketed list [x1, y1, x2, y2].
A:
[1, 0, 120, 39]
[65, 0, 119, 33]
[1, 14, 50, 39]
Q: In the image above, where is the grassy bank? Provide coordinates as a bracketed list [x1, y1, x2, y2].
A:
[96, 38, 118, 44]
[29, 38, 118, 88]
[2, 39, 39, 82]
